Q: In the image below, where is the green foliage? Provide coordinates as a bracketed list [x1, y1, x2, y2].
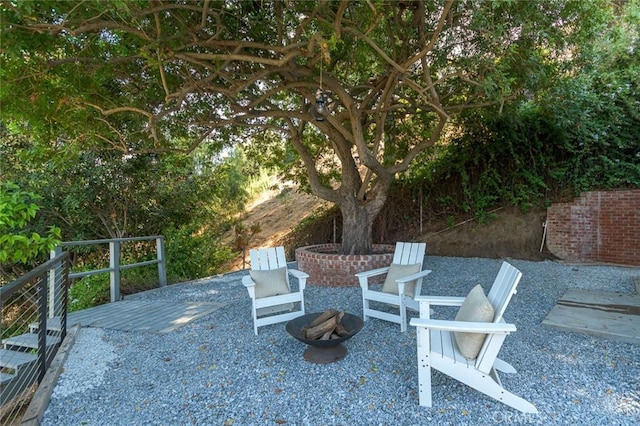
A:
[2, 0, 634, 258]
[2, 0, 612, 254]
[404, 1, 639, 218]
[538, 0, 640, 192]
[405, 105, 555, 216]
[1, 127, 252, 283]
[35, 147, 234, 240]
[446, 215, 456, 229]
[245, 168, 278, 200]
[68, 275, 110, 312]
[118, 240, 166, 294]
[0, 182, 60, 265]
[407, 83, 638, 217]
[163, 225, 235, 283]
[120, 266, 163, 295]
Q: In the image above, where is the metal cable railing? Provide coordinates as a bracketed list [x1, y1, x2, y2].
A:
[1, 236, 167, 424]
[0, 252, 69, 425]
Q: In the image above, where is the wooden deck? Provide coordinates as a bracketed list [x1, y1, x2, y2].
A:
[543, 288, 640, 345]
[63, 300, 226, 333]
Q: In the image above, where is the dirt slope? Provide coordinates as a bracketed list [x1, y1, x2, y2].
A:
[416, 206, 554, 261]
[222, 187, 554, 271]
[221, 186, 327, 270]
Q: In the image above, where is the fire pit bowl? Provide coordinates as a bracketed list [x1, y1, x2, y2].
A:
[286, 312, 364, 364]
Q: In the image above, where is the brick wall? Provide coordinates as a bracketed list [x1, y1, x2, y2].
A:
[295, 243, 395, 287]
[546, 190, 640, 265]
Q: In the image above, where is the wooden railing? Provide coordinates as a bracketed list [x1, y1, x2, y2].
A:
[50, 235, 167, 306]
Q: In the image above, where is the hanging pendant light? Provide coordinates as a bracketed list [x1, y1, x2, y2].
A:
[310, 46, 330, 121]
[311, 89, 329, 121]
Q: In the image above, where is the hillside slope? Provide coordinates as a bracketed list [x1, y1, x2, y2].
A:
[222, 186, 554, 271]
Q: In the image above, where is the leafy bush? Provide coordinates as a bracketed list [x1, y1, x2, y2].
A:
[163, 225, 235, 283]
[404, 105, 558, 218]
[0, 182, 60, 266]
[402, 1, 639, 219]
[68, 274, 110, 312]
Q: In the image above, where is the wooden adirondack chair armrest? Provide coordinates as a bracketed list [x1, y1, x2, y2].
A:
[415, 295, 466, 307]
[287, 268, 309, 290]
[355, 266, 391, 281]
[242, 275, 255, 288]
[394, 269, 432, 284]
[409, 318, 517, 334]
[287, 268, 309, 280]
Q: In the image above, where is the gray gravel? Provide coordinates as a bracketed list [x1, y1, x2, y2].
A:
[42, 256, 640, 425]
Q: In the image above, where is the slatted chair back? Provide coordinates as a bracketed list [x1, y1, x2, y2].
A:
[392, 242, 426, 266]
[474, 261, 522, 373]
[486, 261, 523, 323]
[250, 246, 289, 271]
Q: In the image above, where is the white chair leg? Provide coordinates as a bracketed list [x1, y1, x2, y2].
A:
[252, 301, 259, 335]
[416, 327, 432, 407]
[361, 287, 370, 321]
[399, 298, 407, 333]
[458, 371, 538, 413]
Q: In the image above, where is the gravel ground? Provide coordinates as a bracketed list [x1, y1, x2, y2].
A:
[42, 256, 640, 425]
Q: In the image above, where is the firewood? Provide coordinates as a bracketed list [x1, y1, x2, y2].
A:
[334, 322, 351, 337]
[305, 315, 338, 340]
[308, 309, 339, 328]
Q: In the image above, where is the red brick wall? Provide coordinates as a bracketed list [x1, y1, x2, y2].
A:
[295, 243, 395, 287]
[546, 190, 640, 265]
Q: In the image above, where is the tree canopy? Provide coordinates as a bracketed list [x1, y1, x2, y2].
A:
[1, 0, 612, 254]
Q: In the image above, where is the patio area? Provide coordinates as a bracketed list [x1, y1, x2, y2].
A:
[40, 256, 640, 425]
[543, 285, 640, 345]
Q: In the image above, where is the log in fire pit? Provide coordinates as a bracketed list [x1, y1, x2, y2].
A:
[286, 310, 364, 364]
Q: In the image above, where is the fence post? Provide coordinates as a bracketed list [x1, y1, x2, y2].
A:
[60, 255, 70, 342]
[49, 246, 63, 318]
[156, 236, 167, 287]
[109, 240, 121, 302]
[37, 272, 48, 382]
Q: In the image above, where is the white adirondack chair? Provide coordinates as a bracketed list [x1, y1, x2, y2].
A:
[242, 246, 308, 335]
[409, 261, 538, 413]
[356, 242, 431, 332]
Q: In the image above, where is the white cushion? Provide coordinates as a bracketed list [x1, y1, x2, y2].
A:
[454, 284, 495, 360]
[250, 267, 290, 298]
[381, 263, 423, 297]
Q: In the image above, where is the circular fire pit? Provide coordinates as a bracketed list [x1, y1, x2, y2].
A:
[286, 312, 364, 364]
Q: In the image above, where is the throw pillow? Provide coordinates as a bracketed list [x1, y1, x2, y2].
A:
[453, 284, 495, 360]
[250, 267, 290, 298]
[381, 263, 423, 297]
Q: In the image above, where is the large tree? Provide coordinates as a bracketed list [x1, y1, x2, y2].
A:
[0, 0, 607, 254]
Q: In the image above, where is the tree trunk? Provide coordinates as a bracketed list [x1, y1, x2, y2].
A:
[340, 198, 376, 255]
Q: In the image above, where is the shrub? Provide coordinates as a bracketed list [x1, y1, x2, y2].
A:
[68, 274, 110, 312]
